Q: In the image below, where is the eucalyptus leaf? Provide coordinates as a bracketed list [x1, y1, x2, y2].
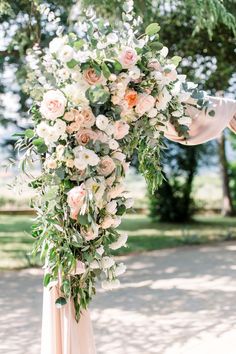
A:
[145, 23, 161, 36]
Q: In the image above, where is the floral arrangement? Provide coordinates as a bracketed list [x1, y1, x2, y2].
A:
[20, 1, 206, 319]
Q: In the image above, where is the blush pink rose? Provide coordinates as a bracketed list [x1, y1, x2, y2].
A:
[83, 68, 103, 85]
[113, 121, 130, 140]
[67, 185, 86, 220]
[80, 108, 96, 128]
[135, 93, 155, 116]
[119, 47, 138, 69]
[40, 90, 67, 120]
[76, 129, 97, 145]
[97, 156, 116, 176]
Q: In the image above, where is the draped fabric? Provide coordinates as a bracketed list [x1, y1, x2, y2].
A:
[164, 96, 236, 145]
[41, 285, 96, 354]
[40, 96, 236, 354]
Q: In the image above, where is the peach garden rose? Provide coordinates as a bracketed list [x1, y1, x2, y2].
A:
[40, 90, 67, 120]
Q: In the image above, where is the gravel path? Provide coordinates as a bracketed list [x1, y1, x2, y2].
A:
[1, 242, 236, 354]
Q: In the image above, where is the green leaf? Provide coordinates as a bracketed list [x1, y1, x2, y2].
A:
[67, 59, 78, 69]
[116, 205, 126, 216]
[149, 41, 163, 51]
[55, 297, 67, 308]
[101, 62, 111, 79]
[78, 214, 90, 226]
[171, 56, 182, 67]
[145, 23, 161, 36]
[73, 39, 84, 50]
[25, 129, 34, 139]
[43, 273, 51, 287]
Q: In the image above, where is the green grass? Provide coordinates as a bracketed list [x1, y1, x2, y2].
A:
[1, 214, 236, 269]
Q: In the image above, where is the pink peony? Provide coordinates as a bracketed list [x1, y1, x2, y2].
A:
[113, 121, 130, 140]
[119, 47, 138, 69]
[67, 185, 86, 220]
[135, 93, 155, 116]
[97, 156, 116, 176]
[40, 90, 67, 120]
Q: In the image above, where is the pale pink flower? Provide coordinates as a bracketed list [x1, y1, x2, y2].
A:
[135, 93, 155, 116]
[97, 156, 116, 176]
[40, 90, 66, 120]
[108, 183, 125, 199]
[72, 261, 86, 275]
[100, 215, 114, 229]
[113, 121, 130, 140]
[67, 185, 86, 220]
[148, 59, 162, 71]
[76, 129, 97, 145]
[119, 47, 138, 69]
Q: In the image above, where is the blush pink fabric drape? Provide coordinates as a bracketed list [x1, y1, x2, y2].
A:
[40, 96, 236, 354]
[164, 96, 236, 145]
[41, 285, 96, 354]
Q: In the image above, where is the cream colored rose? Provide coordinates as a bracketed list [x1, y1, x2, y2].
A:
[135, 93, 155, 116]
[97, 156, 116, 176]
[40, 90, 66, 120]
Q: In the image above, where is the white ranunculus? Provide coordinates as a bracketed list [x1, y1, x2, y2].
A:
[74, 148, 100, 170]
[106, 123, 115, 136]
[58, 45, 74, 63]
[101, 256, 115, 269]
[36, 121, 49, 138]
[106, 200, 117, 215]
[115, 263, 126, 276]
[96, 115, 109, 131]
[49, 37, 65, 54]
[54, 119, 67, 135]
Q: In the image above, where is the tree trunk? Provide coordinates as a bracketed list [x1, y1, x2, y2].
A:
[218, 131, 235, 216]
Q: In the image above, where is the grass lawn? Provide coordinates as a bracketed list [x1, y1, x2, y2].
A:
[1, 214, 236, 270]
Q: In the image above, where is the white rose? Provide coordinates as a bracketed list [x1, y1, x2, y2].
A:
[111, 216, 122, 228]
[36, 121, 49, 138]
[59, 45, 74, 62]
[101, 215, 114, 229]
[96, 115, 109, 131]
[101, 256, 115, 269]
[106, 200, 117, 215]
[115, 263, 126, 276]
[112, 151, 126, 162]
[109, 139, 119, 150]
[40, 90, 67, 120]
[106, 123, 115, 136]
[45, 158, 57, 169]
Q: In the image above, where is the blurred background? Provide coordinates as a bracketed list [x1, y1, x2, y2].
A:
[0, 1, 236, 353]
[0, 0, 236, 269]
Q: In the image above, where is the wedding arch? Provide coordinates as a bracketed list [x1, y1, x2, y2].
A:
[17, 1, 236, 353]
